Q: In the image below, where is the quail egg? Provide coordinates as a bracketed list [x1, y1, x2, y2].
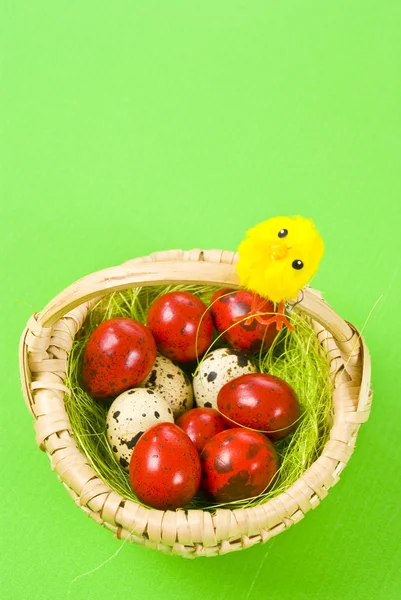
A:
[193, 348, 257, 409]
[140, 354, 193, 418]
[106, 388, 174, 471]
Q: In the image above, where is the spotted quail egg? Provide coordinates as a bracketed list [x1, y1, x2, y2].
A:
[140, 354, 193, 418]
[193, 348, 257, 409]
[106, 388, 174, 471]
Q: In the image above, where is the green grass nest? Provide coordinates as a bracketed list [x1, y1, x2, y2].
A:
[66, 285, 332, 512]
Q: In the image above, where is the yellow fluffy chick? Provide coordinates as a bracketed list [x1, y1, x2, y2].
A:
[236, 216, 324, 329]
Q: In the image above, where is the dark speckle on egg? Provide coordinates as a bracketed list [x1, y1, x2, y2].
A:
[123, 432, 144, 449]
[219, 470, 256, 499]
[227, 349, 250, 368]
[154, 411, 160, 418]
[147, 369, 158, 386]
[246, 443, 260, 459]
[241, 319, 258, 332]
[113, 411, 121, 422]
[207, 371, 217, 382]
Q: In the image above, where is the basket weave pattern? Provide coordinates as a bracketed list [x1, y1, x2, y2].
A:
[19, 249, 372, 557]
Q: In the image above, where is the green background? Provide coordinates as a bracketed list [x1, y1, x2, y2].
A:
[1, 1, 401, 599]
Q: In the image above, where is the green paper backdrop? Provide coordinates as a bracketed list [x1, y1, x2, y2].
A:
[1, 1, 401, 599]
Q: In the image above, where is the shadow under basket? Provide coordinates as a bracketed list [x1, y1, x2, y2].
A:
[19, 249, 372, 558]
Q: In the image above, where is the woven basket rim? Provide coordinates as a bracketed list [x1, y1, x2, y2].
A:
[19, 248, 372, 557]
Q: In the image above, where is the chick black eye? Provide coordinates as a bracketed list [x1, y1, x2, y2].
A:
[278, 229, 288, 238]
[292, 260, 304, 270]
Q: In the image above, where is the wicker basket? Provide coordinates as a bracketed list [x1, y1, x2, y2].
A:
[19, 249, 372, 558]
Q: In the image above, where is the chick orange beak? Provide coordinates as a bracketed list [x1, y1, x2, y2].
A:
[270, 244, 289, 260]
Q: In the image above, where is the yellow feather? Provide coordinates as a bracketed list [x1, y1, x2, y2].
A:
[236, 216, 324, 303]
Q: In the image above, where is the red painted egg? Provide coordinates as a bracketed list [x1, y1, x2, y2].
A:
[146, 291, 213, 362]
[176, 407, 228, 452]
[200, 428, 278, 502]
[210, 289, 279, 352]
[82, 318, 157, 398]
[129, 422, 201, 510]
[217, 373, 300, 440]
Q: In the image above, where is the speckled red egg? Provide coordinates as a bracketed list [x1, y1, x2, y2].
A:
[82, 318, 157, 398]
[176, 407, 228, 452]
[217, 373, 300, 440]
[146, 291, 214, 362]
[129, 422, 201, 510]
[210, 289, 279, 352]
[200, 428, 278, 502]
